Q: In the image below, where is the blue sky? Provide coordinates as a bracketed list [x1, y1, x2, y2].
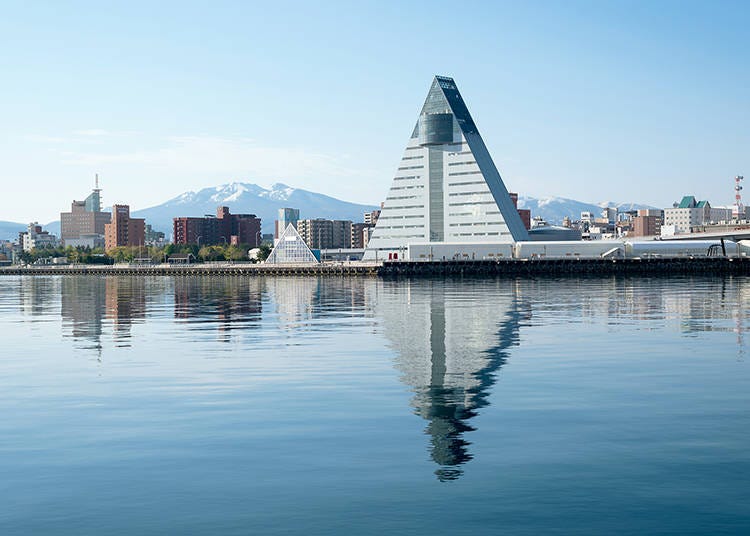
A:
[1, 0, 748, 223]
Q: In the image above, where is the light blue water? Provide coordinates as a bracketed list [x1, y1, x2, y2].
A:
[1, 275, 748, 535]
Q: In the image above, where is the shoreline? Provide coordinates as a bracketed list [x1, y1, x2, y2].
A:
[1, 257, 749, 277]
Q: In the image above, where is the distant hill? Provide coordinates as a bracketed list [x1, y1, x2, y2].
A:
[517, 196, 656, 224]
[4, 185, 657, 242]
[0, 221, 25, 241]
[132, 182, 380, 236]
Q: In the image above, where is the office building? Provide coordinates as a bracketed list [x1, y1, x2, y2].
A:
[60, 183, 111, 245]
[275, 208, 300, 240]
[104, 205, 145, 251]
[363, 76, 528, 260]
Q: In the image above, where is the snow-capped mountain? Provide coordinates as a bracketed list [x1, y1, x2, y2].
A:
[2, 184, 656, 241]
[132, 182, 380, 235]
[517, 196, 656, 224]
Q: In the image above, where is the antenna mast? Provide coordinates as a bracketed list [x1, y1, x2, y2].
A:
[733, 175, 745, 220]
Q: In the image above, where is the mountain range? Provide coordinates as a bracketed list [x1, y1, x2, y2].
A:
[1, 182, 656, 240]
[132, 182, 380, 235]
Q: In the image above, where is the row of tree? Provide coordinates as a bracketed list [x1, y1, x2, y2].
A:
[18, 243, 273, 264]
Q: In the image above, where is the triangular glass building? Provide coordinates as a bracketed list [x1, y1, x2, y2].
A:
[265, 224, 319, 264]
[363, 76, 528, 260]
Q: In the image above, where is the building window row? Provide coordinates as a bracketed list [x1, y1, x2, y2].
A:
[377, 224, 425, 230]
[447, 161, 477, 167]
[393, 175, 420, 181]
[448, 180, 486, 187]
[379, 214, 424, 220]
[390, 184, 424, 191]
[448, 201, 496, 207]
[385, 204, 425, 210]
[397, 165, 424, 170]
[448, 191, 491, 197]
[448, 171, 482, 177]
[401, 155, 424, 161]
[386, 195, 419, 201]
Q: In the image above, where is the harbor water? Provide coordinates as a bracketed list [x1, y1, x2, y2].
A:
[1, 275, 749, 534]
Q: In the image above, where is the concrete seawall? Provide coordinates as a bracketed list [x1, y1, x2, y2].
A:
[0, 262, 381, 277]
[2, 257, 749, 277]
[380, 257, 750, 277]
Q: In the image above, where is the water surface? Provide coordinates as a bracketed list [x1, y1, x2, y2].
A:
[1, 275, 749, 534]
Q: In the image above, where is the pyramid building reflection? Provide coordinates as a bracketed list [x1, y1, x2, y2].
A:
[377, 280, 527, 480]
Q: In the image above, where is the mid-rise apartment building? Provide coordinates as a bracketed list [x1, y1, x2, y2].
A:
[173, 206, 261, 247]
[104, 205, 145, 251]
[20, 223, 59, 251]
[297, 219, 353, 249]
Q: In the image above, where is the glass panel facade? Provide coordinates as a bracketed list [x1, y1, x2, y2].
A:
[265, 224, 319, 264]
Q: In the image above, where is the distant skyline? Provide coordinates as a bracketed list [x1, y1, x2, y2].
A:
[1, 0, 748, 224]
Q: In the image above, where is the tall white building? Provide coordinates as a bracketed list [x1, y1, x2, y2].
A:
[363, 76, 528, 261]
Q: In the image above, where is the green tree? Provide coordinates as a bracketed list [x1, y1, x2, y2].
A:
[256, 243, 272, 262]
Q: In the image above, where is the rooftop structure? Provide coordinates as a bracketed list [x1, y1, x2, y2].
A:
[363, 76, 528, 261]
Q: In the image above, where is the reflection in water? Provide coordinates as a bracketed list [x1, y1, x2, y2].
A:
[377, 280, 528, 481]
[173, 277, 263, 341]
[61, 277, 107, 353]
[29, 274, 750, 481]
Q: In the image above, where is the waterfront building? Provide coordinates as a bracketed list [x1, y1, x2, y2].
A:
[104, 205, 145, 251]
[363, 76, 528, 261]
[265, 224, 319, 264]
[275, 208, 300, 241]
[21, 223, 59, 251]
[173, 206, 261, 246]
[60, 183, 111, 245]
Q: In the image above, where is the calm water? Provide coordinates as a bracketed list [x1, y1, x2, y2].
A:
[1, 275, 749, 535]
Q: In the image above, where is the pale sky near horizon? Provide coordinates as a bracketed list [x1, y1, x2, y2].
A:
[1, 0, 748, 224]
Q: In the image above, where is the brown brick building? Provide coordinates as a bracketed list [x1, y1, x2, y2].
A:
[104, 205, 145, 251]
[173, 206, 261, 247]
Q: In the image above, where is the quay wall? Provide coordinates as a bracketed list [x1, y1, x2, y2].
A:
[379, 257, 750, 277]
[2, 257, 750, 277]
[0, 263, 381, 277]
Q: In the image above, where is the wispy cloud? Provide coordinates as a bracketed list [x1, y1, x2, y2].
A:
[58, 135, 368, 181]
[71, 128, 111, 137]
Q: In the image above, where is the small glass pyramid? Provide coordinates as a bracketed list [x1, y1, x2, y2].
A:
[265, 223, 319, 264]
